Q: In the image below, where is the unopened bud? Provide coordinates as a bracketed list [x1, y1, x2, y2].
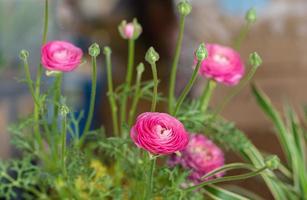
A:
[245, 8, 257, 24]
[195, 43, 208, 61]
[103, 46, 112, 55]
[177, 1, 192, 16]
[118, 18, 142, 40]
[89, 43, 100, 57]
[137, 63, 145, 74]
[265, 155, 280, 170]
[19, 49, 29, 60]
[145, 47, 159, 64]
[249, 52, 262, 68]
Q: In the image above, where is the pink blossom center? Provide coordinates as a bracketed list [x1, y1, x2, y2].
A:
[190, 146, 213, 161]
[213, 54, 230, 65]
[124, 23, 134, 38]
[53, 49, 69, 61]
[155, 125, 172, 140]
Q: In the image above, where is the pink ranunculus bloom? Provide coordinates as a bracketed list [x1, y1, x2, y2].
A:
[130, 112, 189, 155]
[41, 41, 83, 72]
[168, 134, 224, 183]
[124, 23, 134, 39]
[199, 44, 245, 86]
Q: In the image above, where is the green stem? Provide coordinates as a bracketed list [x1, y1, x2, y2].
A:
[120, 39, 135, 130]
[145, 157, 157, 199]
[61, 115, 67, 176]
[173, 60, 201, 116]
[82, 56, 97, 136]
[168, 15, 186, 113]
[52, 73, 62, 131]
[214, 65, 258, 115]
[105, 49, 119, 136]
[201, 162, 257, 180]
[21, 57, 38, 106]
[33, 0, 49, 150]
[199, 80, 216, 112]
[150, 63, 158, 112]
[233, 23, 251, 50]
[128, 64, 144, 126]
[185, 166, 267, 192]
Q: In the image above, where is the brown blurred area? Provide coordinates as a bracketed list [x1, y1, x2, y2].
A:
[1, 0, 307, 198]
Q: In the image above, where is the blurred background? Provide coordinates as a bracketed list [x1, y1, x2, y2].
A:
[1, 0, 307, 197]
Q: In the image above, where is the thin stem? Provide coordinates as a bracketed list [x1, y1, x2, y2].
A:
[233, 23, 251, 50]
[145, 157, 157, 199]
[168, 16, 186, 113]
[184, 166, 267, 192]
[21, 57, 38, 106]
[201, 162, 257, 180]
[105, 50, 119, 136]
[173, 60, 201, 116]
[52, 73, 62, 132]
[33, 0, 49, 150]
[128, 64, 144, 126]
[199, 80, 216, 112]
[82, 56, 97, 136]
[61, 115, 67, 176]
[214, 65, 258, 115]
[150, 63, 158, 112]
[120, 39, 135, 130]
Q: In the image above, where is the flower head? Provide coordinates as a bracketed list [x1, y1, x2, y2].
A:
[199, 44, 244, 86]
[169, 134, 224, 182]
[130, 112, 189, 155]
[41, 41, 83, 72]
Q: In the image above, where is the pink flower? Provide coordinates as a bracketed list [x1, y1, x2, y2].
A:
[130, 112, 189, 155]
[168, 134, 224, 182]
[41, 41, 83, 72]
[199, 44, 244, 86]
[123, 23, 134, 39]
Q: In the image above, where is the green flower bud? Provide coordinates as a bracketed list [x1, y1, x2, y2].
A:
[265, 155, 280, 170]
[59, 105, 70, 116]
[103, 46, 112, 55]
[196, 43, 208, 61]
[245, 8, 257, 24]
[249, 52, 262, 68]
[145, 47, 160, 64]
[137, 63, 145, 74]
[89, 43, 100, 57]
[19, 49, 29, 60]
[177, 1, 192, 16]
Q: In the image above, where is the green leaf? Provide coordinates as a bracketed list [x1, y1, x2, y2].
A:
[204, 185, 249, 200]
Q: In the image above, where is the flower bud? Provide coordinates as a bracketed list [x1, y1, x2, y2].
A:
[265, 155, 280, 170]
[59, 104, 70, 116]
[195, 43, 208, 61]
[177, 1, 192, 16]
[145, 47, 159, 64]
[245, 8, 257, 24]
[118, 18, 142, 40]
[103, 46, 112, 55]
[249, 52, 262, 68]
[19, 49, 29, 60]
[89, 43, 100, 57]
[137, 63, 145, 74]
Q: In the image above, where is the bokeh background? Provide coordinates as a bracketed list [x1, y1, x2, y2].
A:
[1, 0, 307, 198]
